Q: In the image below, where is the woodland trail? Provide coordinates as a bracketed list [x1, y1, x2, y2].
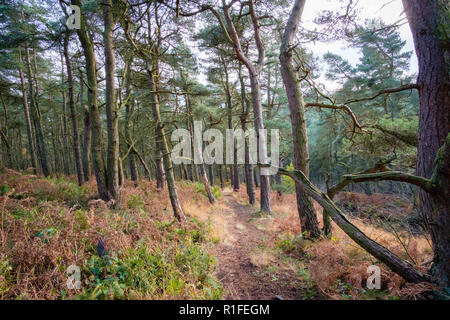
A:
[212, 190, 308, 300]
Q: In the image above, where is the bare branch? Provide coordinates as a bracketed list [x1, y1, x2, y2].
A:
[305, 102, 362, 130]
[344, 84, 418, 105]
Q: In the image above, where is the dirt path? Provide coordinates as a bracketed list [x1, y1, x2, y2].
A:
[213, 191, 305, 300]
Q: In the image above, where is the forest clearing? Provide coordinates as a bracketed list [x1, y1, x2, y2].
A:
[0, 0, 449, 303]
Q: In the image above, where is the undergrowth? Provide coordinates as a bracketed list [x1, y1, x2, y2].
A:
[0, 169, 222, 300]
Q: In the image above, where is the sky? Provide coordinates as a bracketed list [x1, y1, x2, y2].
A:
[195, 0, 418, 90]
[298, 0, 418, 89]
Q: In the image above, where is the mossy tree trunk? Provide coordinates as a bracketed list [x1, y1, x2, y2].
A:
[63, 32, 84, 186]
[402, 0, 450, 291]
[71, 0, 108, 200]
[279, 0, 320, 238]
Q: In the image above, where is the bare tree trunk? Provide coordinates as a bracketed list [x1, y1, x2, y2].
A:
[72, 0, 108, 200]
[148, 55, 185, 220]
[103, 0, 120, 204]
[25, 47, 49, 176]
[279, 0, 321, 238]
[185, 94, 199, 182]
[18, 49, 38, 173]
[239, 66, 255, 205]
[249, 74, 271, 212]
[219, 164, 224, 188]
[193, 121, 216, 204]
[222, 0, 271, 213]
[208, 165, 215, 186]
[222, 58, 239, 192]
[0, 95, 12, 168]
[64, 32, 84, 185]
[403, 0, 450, 290]
[60, 51, 71, 176]
[80, 70, 91, 181]
[124, 60, 138, 185]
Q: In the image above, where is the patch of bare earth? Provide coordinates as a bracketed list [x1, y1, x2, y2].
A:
[213, 191, 306, 300]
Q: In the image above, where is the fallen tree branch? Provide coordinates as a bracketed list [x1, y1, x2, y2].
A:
[271, 166, 430, 284]
[328, 157, 397, 198]
[339, 171, 434, 193]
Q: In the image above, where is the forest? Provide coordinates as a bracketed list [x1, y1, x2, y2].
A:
[0, 0, 448, 301]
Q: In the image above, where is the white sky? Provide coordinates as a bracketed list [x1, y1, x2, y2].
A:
[301, 0, 417, 89]
[195, 0, 418, 90]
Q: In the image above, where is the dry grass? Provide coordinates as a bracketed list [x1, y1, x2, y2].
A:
[0, 169, 221, 300]
[238, 186, 434, 300]
[0, 169, 437, 300]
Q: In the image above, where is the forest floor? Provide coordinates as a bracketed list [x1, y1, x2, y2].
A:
[213, 191, 309, 300]
[196, 187, 435, 300]
[0, 169, 436, 300]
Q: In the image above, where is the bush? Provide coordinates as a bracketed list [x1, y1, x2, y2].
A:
[127, 194, 145, 210]
[272, 163, 296, 194]
[194, 182, 222, 199]
[34, 177, 88, 205]
[76, 242, 222, 300]
[0, 257, 13, 298]
[0, 184, 11, 195]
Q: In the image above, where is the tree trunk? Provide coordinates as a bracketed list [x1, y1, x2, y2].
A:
[25, 47, 49, 176]
[60, 51, 71, 176]
[72, 0, 108, 200]
[80, 70, 92, 181]
[279, 0, 321, 238]
[222, 1, 271, 213]
[64, 32, 84, 185]
[208, 165, 215, 186]
[219, 164, 224, 188]
[124, 60, 138, 185]
[222, 59, 239, 192]
[103, 0, 120, 204]
[18, 48, 38, 174]
[249, 74, 272, 213]
[148, 59, 185, 221]
[403, 0, 450, 290]
[239, 66, 255, 205]
[193, 121, 216, 204]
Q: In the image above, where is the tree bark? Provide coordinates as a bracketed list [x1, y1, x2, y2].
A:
[193, 121, 216, 204]
[279, 0, 321, 238]
[239, 66, 255, 205]
[103, 0, 120, 204]
[63, 32, 84, 185]
[72, 0, 108, 200]
[18, 48, 38, 174]
[80, 70, 92, 181]
[222, 0, 271, 213]
[148, 63, 186, 220]
[25, 47, 49, 176]
[60, 50, 71, 176]
[124, 59, 138, 185]
[403, 0, 450, 290]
